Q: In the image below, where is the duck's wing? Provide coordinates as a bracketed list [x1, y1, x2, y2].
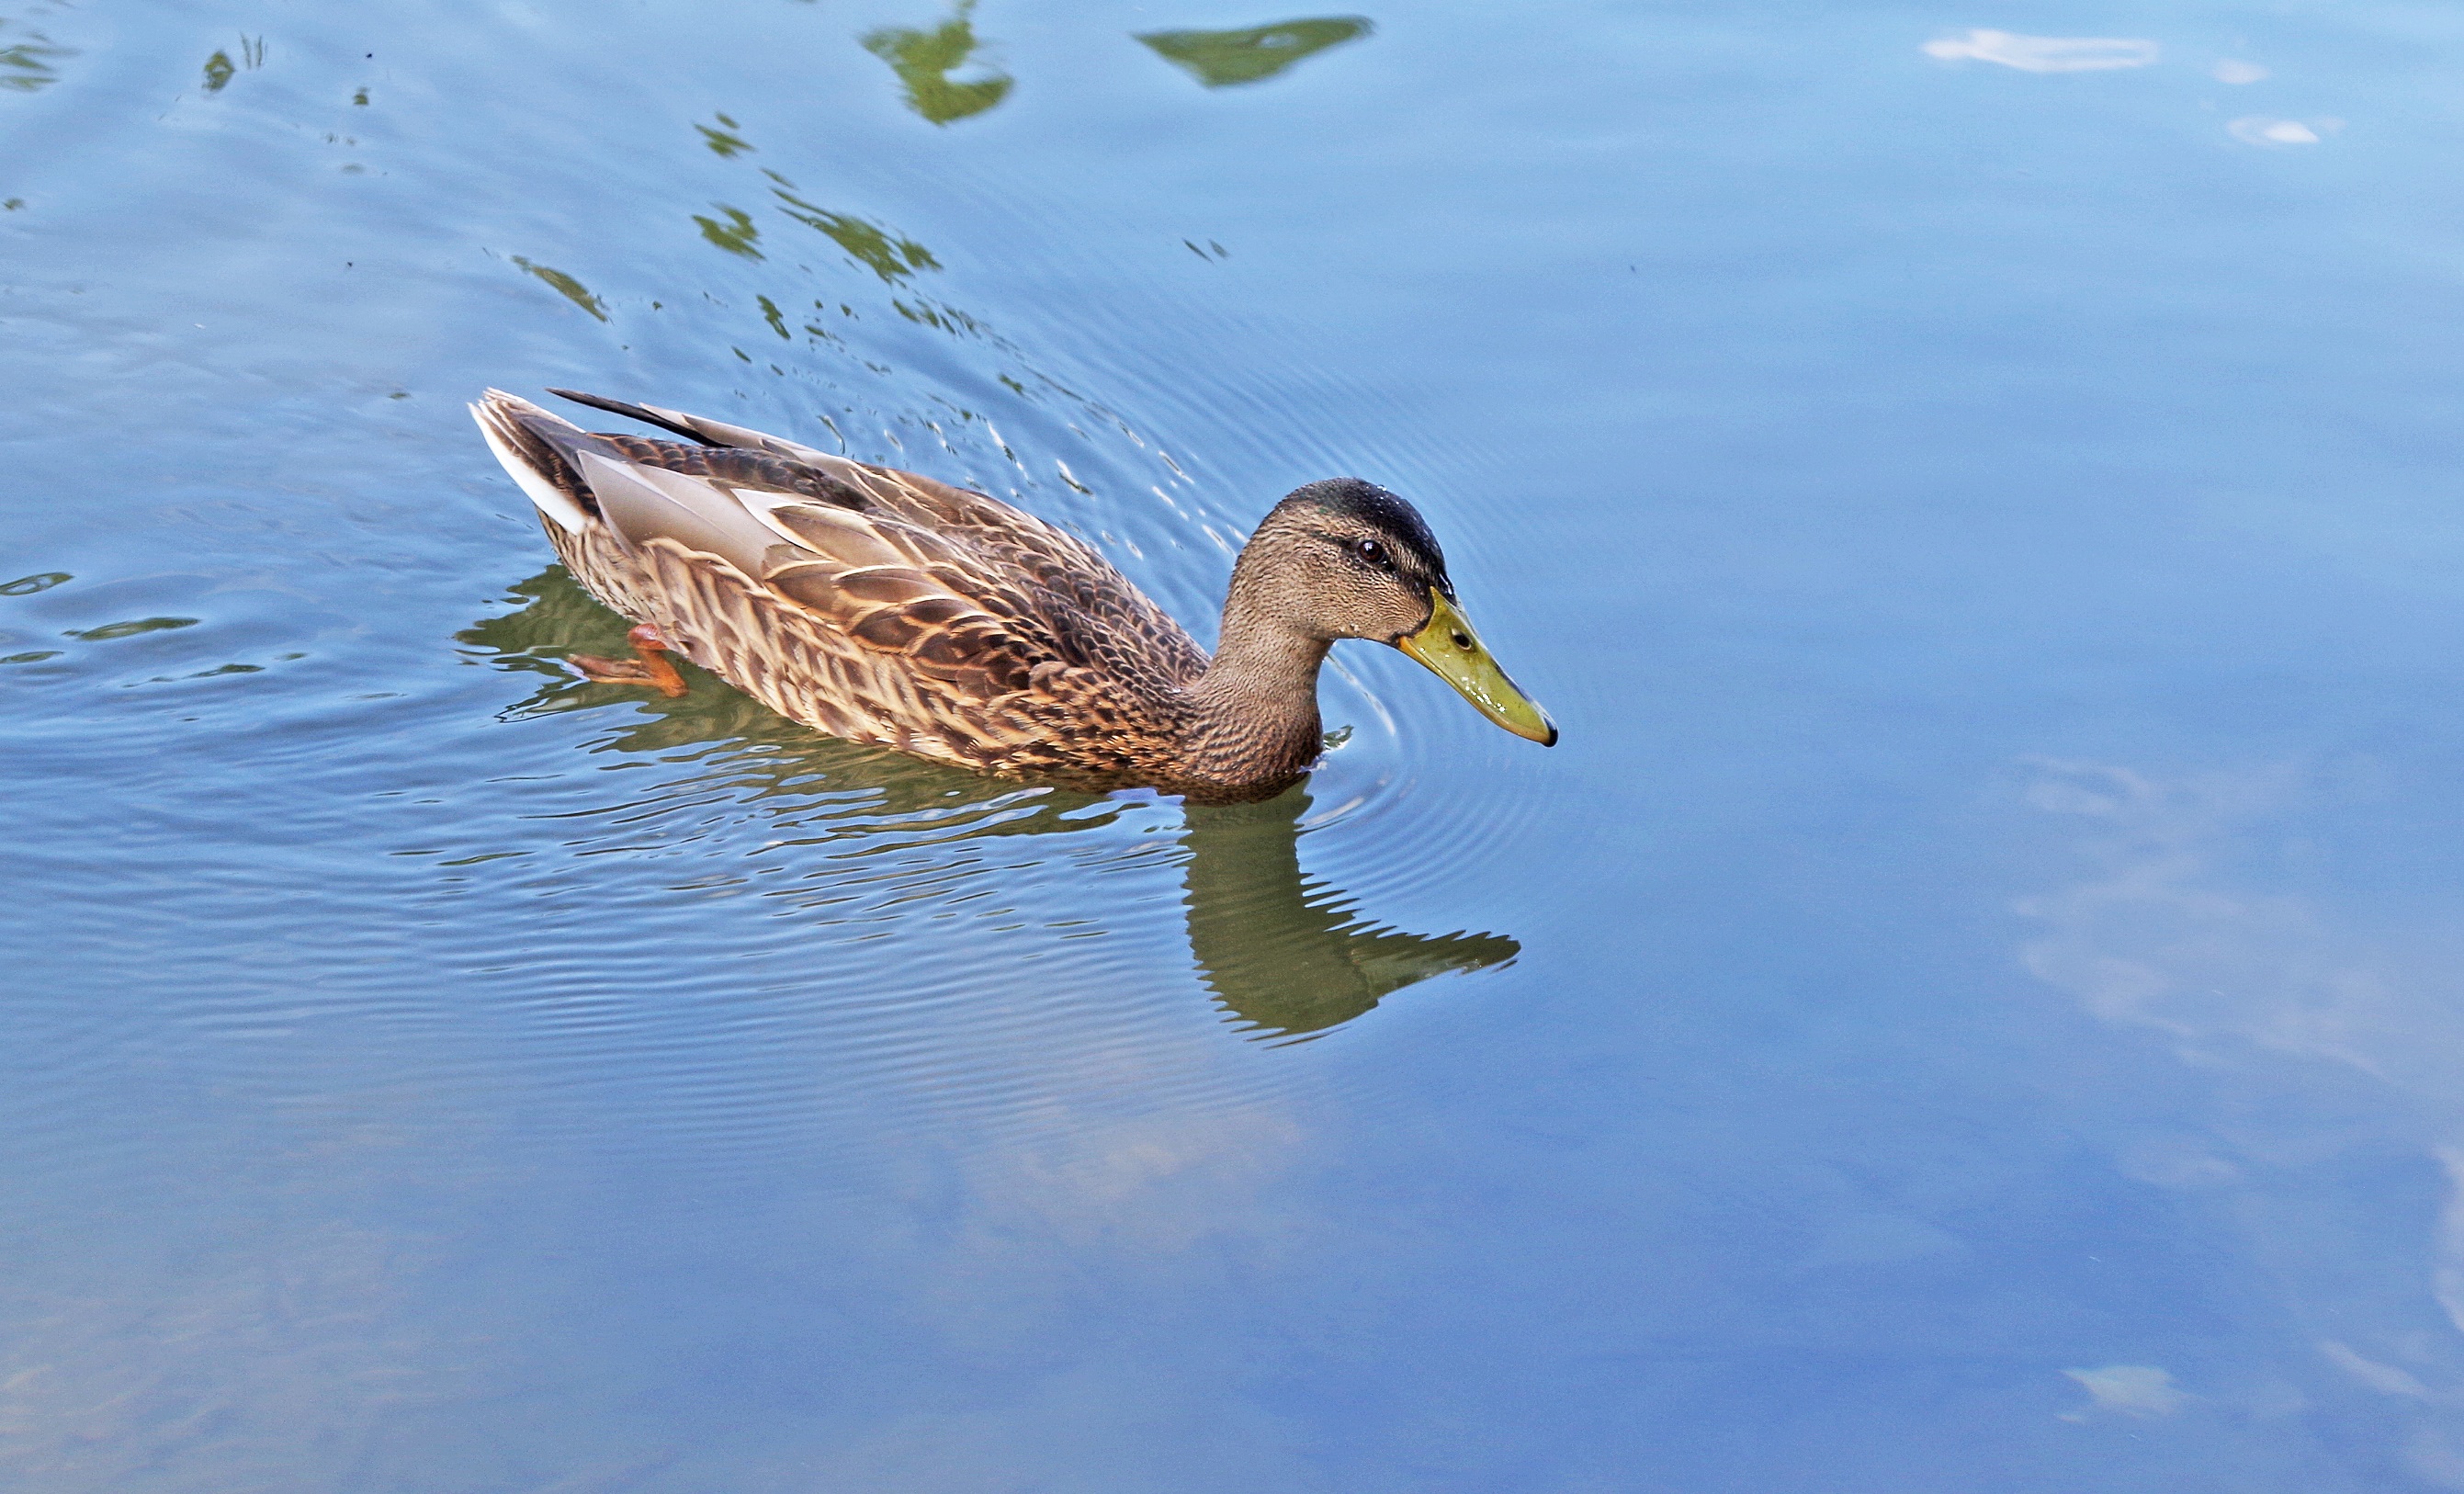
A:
[472, 390, 1205, 702]
[814, 458, 1215, 695]
[545, 387, 1209, 683]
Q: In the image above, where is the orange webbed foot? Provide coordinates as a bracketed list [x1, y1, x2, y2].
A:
[570, 624, 687, 698]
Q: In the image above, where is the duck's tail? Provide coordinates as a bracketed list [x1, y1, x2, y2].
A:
[469, 389, 597, 534]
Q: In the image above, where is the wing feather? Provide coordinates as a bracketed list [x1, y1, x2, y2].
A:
[573, 452, 781, 578]
[513, 388, 1211, 720]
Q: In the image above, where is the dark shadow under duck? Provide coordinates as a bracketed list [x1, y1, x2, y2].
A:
[471, 388, 1554, 801]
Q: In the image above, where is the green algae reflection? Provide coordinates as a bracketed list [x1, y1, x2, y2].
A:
[200, 36, 263, 94]
[697, 113, 753, 159]
[695, 204, 764, 260]
[1136, 16, 1372, 88]
[861, 0, 1012, 126]
[775, 190, 939, 283]
[1, 17, 73, 92]
[64, 617, 198, 641]
[509, 257, 608, 322]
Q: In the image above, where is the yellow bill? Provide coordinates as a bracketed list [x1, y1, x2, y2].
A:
[1396, 592, 1559, 745]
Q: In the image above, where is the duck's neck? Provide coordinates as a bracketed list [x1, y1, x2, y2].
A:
[1181, 591, 1330, 788]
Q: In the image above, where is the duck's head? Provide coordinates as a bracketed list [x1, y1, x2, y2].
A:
[1238, 479, 1558, 746]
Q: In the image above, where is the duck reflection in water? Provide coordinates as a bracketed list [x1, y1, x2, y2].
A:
[460, 568, 1520, 1039]
[1179, 787, 1517, 1038]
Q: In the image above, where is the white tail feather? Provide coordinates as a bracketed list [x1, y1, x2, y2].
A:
[469, 399, 591, 534]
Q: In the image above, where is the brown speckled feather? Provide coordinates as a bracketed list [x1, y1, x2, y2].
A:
[472, 389, 1215, 786]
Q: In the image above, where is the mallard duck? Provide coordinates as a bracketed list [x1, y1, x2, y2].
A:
[470, 388, 1554, 798]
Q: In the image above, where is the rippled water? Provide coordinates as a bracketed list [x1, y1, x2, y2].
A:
[11, 1, 2464, 1488]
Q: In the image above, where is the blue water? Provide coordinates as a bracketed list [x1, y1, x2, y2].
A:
[10, 0, 2464, 1487]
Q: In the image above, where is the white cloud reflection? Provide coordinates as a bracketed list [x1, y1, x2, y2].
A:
[1922, 29, 2160, 74]
[2230, 115, 2342, 147]
[0, 1213, 455, 1489]
[2018, 760, 2464, 1466]
[2063, 1364, 2192, 1419]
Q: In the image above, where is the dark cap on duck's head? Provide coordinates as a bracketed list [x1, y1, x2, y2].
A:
[1281, 473, 1449, 604]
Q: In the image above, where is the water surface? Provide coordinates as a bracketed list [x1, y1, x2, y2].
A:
[10, 1, 2464, 1488]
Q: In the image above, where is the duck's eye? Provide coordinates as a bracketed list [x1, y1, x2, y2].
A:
[1353, 538, 1390, 569]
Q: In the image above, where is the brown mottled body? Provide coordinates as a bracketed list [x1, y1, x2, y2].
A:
[546, 514, 1235, 789]
[477, 390, 1321, 798]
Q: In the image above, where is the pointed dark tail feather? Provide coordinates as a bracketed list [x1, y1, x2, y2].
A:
[546, 388, 831, 462]
[547, 388, 724, 447]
